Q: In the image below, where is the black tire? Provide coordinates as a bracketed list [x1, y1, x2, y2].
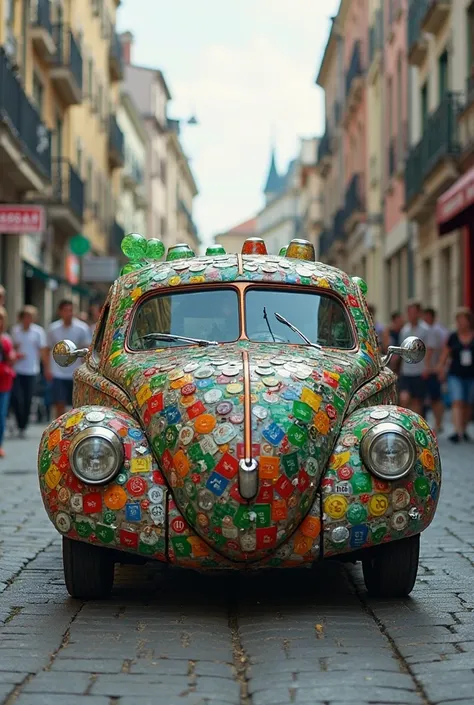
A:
[362, 534, 420, 598]
[63, 537, 115, 599]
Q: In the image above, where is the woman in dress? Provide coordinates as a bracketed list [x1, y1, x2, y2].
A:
[438, 307, 474, 443]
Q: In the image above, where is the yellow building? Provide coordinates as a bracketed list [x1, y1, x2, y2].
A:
[0, 0, 123, 324]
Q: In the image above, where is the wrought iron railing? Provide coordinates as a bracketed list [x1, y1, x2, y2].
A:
[52, 158, 84, 220]
[0, 48, 51, 179]
[51, 24, 83, 92]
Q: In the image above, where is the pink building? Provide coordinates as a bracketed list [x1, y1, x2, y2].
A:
[341, 0, 369, 278]
[383, 0, 412, 315]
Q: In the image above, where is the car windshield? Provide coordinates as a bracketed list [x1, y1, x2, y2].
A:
[245, 288, 354, 349]
[129, 288, 240, 349]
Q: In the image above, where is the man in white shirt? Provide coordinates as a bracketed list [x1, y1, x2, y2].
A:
[398, 301, 436, 416]
[47, 299, 92, 418]
[11, 306, 49, 438]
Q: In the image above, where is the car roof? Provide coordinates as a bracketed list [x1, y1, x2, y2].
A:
[115, 254, 358, 300]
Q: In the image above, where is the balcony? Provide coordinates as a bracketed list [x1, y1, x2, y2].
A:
[0, 48, 51, 191]
[421, 1, 451, 35]
[333, 207, 347, 243]
[345, 41, 364, 119]
[50, 158, 84, 236]
[317, 129, 332, 176]
[110, 220, 125, 255]
[405, 92, 461, 220]
[50, 24, 83, 105]
[108, 115, 125, 169]
[344, 174, 366, 232]
[408, 0, 429, 66]
[388, 139, 396, 181]
[30, 0, 56, 60]
[318, 229, 333, 259]
[178, 199, 199, 241]
[109, 32, 124, 81]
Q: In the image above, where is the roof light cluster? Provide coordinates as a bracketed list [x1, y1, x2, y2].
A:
[240, 237, 315, 262]
[119, 233, 196, 275]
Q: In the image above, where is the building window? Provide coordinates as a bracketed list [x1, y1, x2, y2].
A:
[160, 216, 167, 237]
[396, 53, 403, 159]
[468, 2, 474, 77]
[387, 76, 393, 139]
[421, 81, 429, 131]
[160, 159, 167, 184]
[86, 158, 93, 208]
[54, 113, 63, 159]
[438, 50, 449, 100]
[32, 72, 44, 115]
[88, 58, 93, 104]
[76, 139, 83, 176]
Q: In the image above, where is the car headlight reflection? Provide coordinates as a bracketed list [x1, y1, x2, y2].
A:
[360, 422, 416, 481]
[69, 427, 123, 484]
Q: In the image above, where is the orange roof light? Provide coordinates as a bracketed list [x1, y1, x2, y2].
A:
[286, 239, 315, 262]
[241, 237, 268, 255]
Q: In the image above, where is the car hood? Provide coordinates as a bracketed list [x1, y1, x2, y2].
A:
[105, 341, 374, 562]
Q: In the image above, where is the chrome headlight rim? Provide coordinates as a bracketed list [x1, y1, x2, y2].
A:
[360, 421, 416, 481]
[68, 426, 124, 485]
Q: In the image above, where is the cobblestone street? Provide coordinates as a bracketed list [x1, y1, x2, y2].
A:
[0, 423, 473, 705]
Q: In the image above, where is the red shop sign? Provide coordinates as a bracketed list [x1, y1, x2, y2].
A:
[0, 205, 46, 234]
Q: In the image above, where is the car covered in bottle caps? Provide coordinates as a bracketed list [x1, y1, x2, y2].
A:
[38, 235, 441, 599]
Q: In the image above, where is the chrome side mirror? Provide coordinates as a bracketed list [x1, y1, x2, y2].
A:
[383, 336, 426, 367]
[52, 340, 88, 368]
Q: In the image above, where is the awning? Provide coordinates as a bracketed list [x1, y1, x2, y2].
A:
[23, 261, 92, 298]
[437, 166, 474, 235]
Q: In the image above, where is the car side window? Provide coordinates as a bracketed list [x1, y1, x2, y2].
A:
[93, 304, 109, 361]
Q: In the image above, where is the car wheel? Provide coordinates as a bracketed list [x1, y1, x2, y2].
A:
[362, 534, 420, 598]
[63, 537, 115, 599]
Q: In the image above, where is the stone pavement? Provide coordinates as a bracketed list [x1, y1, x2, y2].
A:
[1, 423, 474, 705]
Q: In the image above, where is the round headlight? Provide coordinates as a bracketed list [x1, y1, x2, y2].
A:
[69, 427, 123, 485]
[360, 422, 416, 481]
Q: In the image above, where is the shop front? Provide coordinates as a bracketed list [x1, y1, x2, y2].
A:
[437, 166, 474, 309]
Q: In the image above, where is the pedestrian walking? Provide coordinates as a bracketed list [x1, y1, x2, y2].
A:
[422, 307, 448, 434]
[11, 306, 49, 438]
[398, 301, 436, 416]
[0, 307, 16, 457]
[46, 300, 92, 418]
[437, 307, 474, 443]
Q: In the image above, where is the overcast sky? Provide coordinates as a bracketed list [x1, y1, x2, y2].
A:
[117, 0, 341, 246]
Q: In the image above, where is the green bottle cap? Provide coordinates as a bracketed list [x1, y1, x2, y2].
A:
[146, 238, 165, 260]
[121, 233, 147, 261]
[166, 243, 195, 261]
[206, 245, 226, 256]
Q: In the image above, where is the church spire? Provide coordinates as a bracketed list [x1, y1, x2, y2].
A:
[264, 146, 281, 196]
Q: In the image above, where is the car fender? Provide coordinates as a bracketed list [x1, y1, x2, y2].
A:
[38, 405, 167, 561]
[320, 404, 441, 557]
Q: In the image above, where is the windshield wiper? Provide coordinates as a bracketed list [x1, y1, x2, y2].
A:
[274, 312, 321, 349]
[263, 307, 276, 342]
[139, 333, 219, 347]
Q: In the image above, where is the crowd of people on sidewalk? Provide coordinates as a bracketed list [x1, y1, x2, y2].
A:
[0, 285, 96, 458]
[371, 301, 474, 444]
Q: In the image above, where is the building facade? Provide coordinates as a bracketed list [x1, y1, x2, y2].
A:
[115, 87, 148, 253]
[405, 0, 469, 326]
[316, 15, 346, 270]
[166, 120, 199, 252]
[299, 137, 323, 256]
[0, 0, 124, 325]
[383, 0, 412, 321]
[121, 32, 198, 252]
